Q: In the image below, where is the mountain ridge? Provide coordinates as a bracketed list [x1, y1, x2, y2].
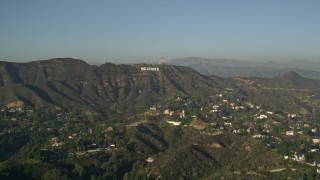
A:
[0, 58, 225, 111]
[2, 58, 320, 115]
[168, 57, 320, 79]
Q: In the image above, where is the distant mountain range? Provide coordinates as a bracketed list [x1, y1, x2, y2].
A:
[168, 57, 320, 79]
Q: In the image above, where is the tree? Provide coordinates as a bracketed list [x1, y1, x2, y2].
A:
[42, 169, 68, 180]
[73, 163, 85, 178]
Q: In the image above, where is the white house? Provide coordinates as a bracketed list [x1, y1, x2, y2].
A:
[288, 113, 297, 118]
[257, 115, 268, 119]
[286, 131, 294, 136]
[252, 134, 265, 138]
[224, 122, 232, 126]
[293, 154, 305, 162]
[164, 109, 174, 116]
[146, 157, 154, 163]
[310, 149, 319, 153]
[167, 121, 181, 126]
[312, 139, 320, 144]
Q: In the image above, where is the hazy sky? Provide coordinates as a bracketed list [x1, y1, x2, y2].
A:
[1, 0, 320, 64]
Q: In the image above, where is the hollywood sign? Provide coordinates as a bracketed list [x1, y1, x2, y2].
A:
[141, 67, 160, 72]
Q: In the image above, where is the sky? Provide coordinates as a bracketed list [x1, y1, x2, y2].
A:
[1, 0, 320, 64]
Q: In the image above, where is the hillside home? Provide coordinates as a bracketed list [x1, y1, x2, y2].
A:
[286, 131, 294, 136]
[164, 109, 174, 116]
[312, 139, 320, 144]
[252, 134, 265, 138]
[310, 149, 319, 153]
[179, 110, 185, 118]
[146, 157, 154, 163]
[167, 121, 181, 126]
[293, 154, 305, 162]
[149, 106, 156, 111]
[257, 115, 268, 119]
[288, 113, 297, 118]
[224, 122, 232, 126]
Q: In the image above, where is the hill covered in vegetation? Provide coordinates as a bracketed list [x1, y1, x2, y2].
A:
[1, 58, 320, 179]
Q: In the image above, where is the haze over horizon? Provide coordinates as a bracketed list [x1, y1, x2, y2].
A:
[1, 0, 320, 64]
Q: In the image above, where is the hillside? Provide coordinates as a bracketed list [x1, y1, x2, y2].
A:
[243, 71, 320, 90]
[2, 58, 320, 115]
[0, 58, 226, 112]
[2, 58, 320, 179]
